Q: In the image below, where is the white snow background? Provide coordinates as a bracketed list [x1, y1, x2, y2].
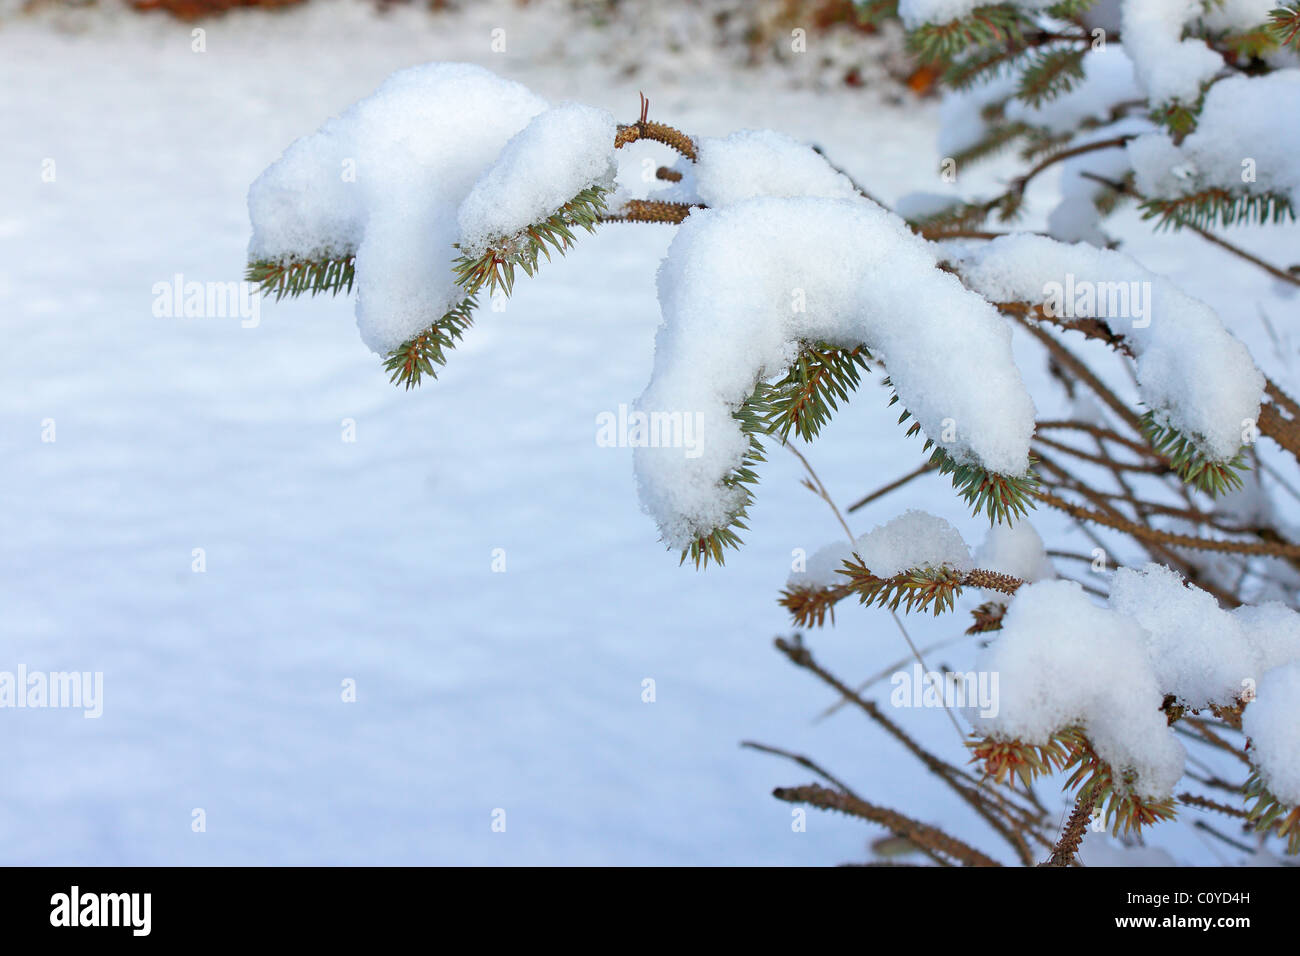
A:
[2, 0, 1298, 865]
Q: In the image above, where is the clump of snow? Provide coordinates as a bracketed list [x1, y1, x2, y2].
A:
[953, 234, 1264, 462]
[898, 0, 1056, 29]
[457, 103, 617, 256]
[975, 521, 1054, 583]
[246, 120, 365, 265]
[1234, 603, 1300, 676]
[788, 539, 856, 591]
[249, 62, 553, 354]
[1243, 662, 1300, 805]
[692, 129, 862, 207]
[1129, 72, 1300, 209]
[975, 580, 1186, 800]
[855, 511, 972, 578]
[1120, 0, 1225, 105]
[788, 511, 970, 590]
[1110, 564, 1258, 708]
[634, 197, 1036, 549]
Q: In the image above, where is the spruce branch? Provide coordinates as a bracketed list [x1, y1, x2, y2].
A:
[1217, 25, 1281, 60]
[1140, 187, 1296, 232]
[969, 733, 1073, 790]
[1268, 5, 1300, 51]
[452, 185, 609, 298]
[679, 388, 767, 570]
[951, 118, 1032, 169]
[1178, 792, 1251, 820]
[905, 4, 1031, 62]
[841, 561, 968, 616]
[600, 199, 701, 225]
[1015, 46, 1088, 108]
[1079, 171, 1300, 288]
[929, 446, 1039, 524]
[1245, 770, 1300, 854]
[614, 93, 698, 161]
[776, 635, 1045, 864]
[1063, 733, 1178, 838]
[1139, 411, 1249, 497]
[246, 253, 355, 301]
[966, 600, 1007, 633]
[780, 564, 1025, 627]
[1040, 788, 1097, 866]
[678, 343, 869, 568]
[756, 343, 872, 442]
[883, 377, 1040, 524]
[381, 296, 476, 390]
[1033, 487, 1300, 558]
[773, 783, 1001, 866]
[854, 0, 900, 28]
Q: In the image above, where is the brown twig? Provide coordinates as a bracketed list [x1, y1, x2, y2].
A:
[1040, 789, 1098, 867]
[614, 93, 698, 160]
[741, 741, 861, 797]
[773, 784, 1001, 867]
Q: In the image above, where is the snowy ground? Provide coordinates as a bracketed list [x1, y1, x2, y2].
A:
[2, 1, 1297, 865]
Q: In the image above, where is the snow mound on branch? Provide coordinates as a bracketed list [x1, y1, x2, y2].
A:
[1110, 563, 1257, 709]
[979, 566, 1300, 799]
[855, 510, 972, 578]
[789, 511, 971, 590]
[457, 103, 617, 256]
[897, 0, 1055, 29]
[974, 521, 1053, 583]
[1243, 662, 1300, 805]
[953, 234, 1264, 462]
[250, 63, 617, 355]
[1129, 71, 1300, 209]
[789, 539, 856, 591]
[975, 579, 1186, 800]
[634, 197, 1036, 550]
[1120, 0, 1225, 105]
[1234, 603, 1300, 676]
[693, 129, 862, 207]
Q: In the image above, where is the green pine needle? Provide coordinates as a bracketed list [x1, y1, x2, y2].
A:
[951, 119, 1031, 170]
[1267, 5, 1300, 52]
[906, 4, 1030, 62]
[1245, 769, 1300, 854]
[1140, 411, 1249, 497]
[246, 253, 356, 301]
[1015, 46, 1088, 109]
[452, 185, 609, 298]
[1140, 188, 1296, 232]
[381, 296, 477, 390]
[841, 560, 966, 616]
[852, 0, 899, 28]
[754, 343, 872, 442]
[884, 376, 1038, 524]
[678, 390, 767, 570]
